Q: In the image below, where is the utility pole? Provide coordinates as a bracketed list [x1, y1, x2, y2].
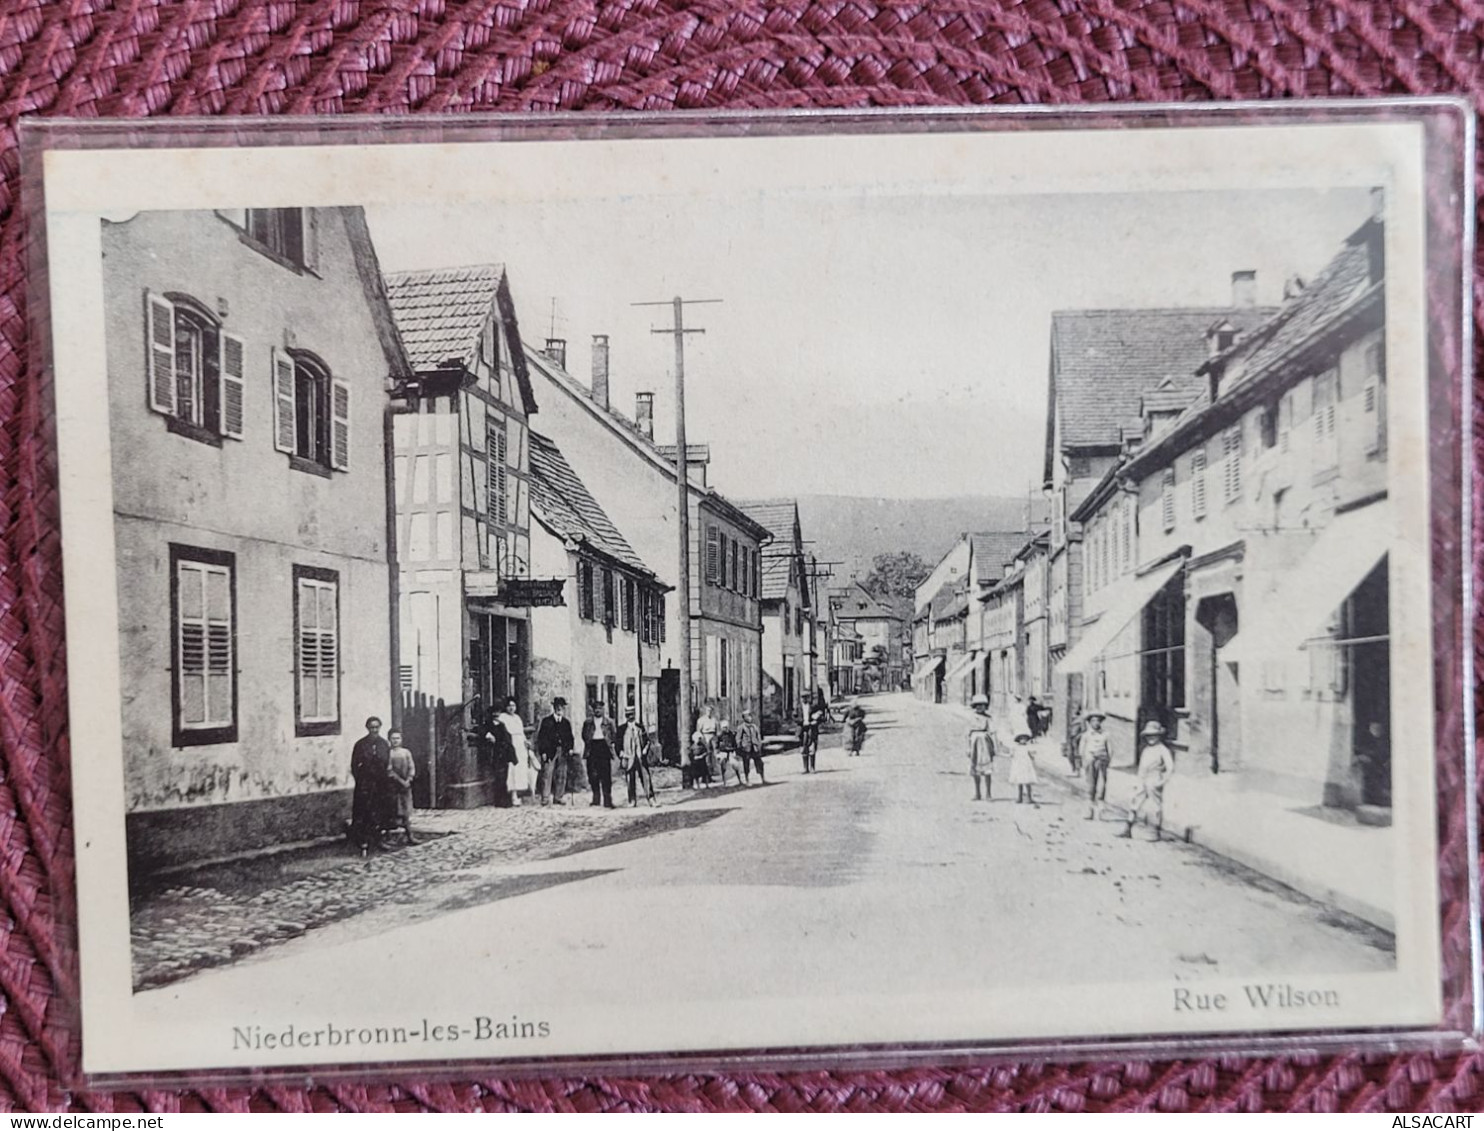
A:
[633, 296, 722, 761]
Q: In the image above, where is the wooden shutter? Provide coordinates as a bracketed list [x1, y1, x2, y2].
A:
[298, 577, 339, 723]
[302, 209, 320, 272]
[602, 567, 615, 625]
[146, 292, 177, 415]
[706, 527, 720, 585]
[620, 576, 633, 631]
[178, 559, 233, 730]
[1191, 450, 1207, 517]
[486, 423, 507, 523]
[1160, 470, 1175, 531]
[271, 347, 297, 454]
[578, 561, 594, 620]
[330, 378, 351, 470]
[1223, 426, 1242, 502]
[218, 332, 246, 439]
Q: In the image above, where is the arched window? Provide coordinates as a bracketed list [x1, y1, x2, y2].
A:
[145, 291, 245, 444]
[272, 347, 351, 473]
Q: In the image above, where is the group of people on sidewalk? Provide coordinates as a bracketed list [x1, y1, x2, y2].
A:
[689, 704, 766, 786]
[526, 697, 658, 809]
[964, 698, 1176, 838]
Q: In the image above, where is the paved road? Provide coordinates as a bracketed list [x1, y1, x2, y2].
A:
[139, 693, 1392, 1049]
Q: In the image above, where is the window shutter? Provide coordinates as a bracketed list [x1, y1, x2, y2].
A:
[1191, 450, 1207, 518]
[146, 292, 177, 415]
[272, 348, 297, 454]
[1362, 377, 1381, 455]
[659, 594, 667, 643]
[330, 378, 352, 470]
[602, 567, 615, 625]
[302, 210, 320, 273]
[706, 528, 720, 585]
[219, 332, 246, 439]
[621, 577, 633, 631]
[1223, 427, 1242, 502]
[486, 424, 507, 523]
[1160, 471, 1175, 531]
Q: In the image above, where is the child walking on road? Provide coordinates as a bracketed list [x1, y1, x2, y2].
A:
[1009, 729, 1040, 805]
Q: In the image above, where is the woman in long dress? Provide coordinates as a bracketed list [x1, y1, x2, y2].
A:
[1008, 728, 1040, 805]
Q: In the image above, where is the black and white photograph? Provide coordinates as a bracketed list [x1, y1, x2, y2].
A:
[40, 113, 1445, 1076]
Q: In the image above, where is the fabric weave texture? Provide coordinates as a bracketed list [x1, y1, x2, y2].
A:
[0, 0, 1480, 1114]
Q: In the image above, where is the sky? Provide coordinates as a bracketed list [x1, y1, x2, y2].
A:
[367, 173, 1374, 502]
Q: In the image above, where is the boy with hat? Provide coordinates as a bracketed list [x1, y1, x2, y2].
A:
[1078, 710, 1112, 820]
[1119, 720, 1175, 840]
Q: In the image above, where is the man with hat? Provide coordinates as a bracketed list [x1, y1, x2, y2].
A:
[617, 707, 652, 807]
[1119, 720, 1175, 840]
[1078, 709, 1113, 820]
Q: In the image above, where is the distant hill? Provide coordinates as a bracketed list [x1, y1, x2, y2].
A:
[795, 494, 1037, 588]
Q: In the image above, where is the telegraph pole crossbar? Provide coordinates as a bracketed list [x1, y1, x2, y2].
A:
[632, 296, 722, 761]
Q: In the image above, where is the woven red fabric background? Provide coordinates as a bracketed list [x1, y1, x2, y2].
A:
[0, 0, 1480, 1113]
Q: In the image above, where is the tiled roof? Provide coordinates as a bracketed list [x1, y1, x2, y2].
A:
[758, 554, 794, 600]
[1141, 376, 1198, 414]
[931, 582, 967, 620]
[971, 531, 1031, 585]
[737, 499, 799, 544]
[384, 264, 505, 371]
[1123, 225, 1380, 479]
[832, 582, 900, 622]
[528, 431, 653, 578]
[1221, 231, 1376, 392]
[740, 500, 802, 600]
[657, 443, 712, 464]
[1050, 305, 1279, 450]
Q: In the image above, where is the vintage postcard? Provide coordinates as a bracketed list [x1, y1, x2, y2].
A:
[35, 109, 1455, 1078]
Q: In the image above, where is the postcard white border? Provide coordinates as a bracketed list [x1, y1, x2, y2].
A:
[36, 113, 1447, 1077]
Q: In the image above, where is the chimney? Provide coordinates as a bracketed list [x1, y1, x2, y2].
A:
[1231, 270, 1257, 309]
[544, 338, 567, 369]
[635, 391, 654, 440]
[590, 334, 610, 411]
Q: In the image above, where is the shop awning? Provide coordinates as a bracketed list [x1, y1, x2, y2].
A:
[1252, 502, 1391, 657]
[1054, 558, 1184, 676]
[912, 655, 945, 684]
[944, 650, 980, 685]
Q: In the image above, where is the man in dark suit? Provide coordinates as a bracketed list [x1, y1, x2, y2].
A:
[583, 701, 617, 809]
[534, 697, 575, 805]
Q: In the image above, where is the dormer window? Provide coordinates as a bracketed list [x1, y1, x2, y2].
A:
[216, 209, 317, 272]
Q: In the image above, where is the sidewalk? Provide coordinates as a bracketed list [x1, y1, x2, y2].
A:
[941, 702, 1395, 932]
[129, 771, 753, 991]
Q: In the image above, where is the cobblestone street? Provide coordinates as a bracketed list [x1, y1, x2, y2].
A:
[128, 767, 748, 991]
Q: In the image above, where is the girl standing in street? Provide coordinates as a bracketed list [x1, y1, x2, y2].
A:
[967, 694, 995, 801]
[1009, 728, 1040, 805]
[385, 729, 418, 846]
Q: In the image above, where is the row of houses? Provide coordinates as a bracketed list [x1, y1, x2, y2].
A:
[107, 207, 836, 875]
[914, 198, 1392, 819]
